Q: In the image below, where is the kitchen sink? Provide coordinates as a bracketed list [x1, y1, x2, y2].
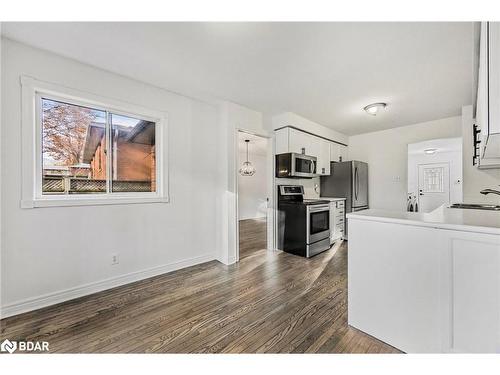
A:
[449, 203, 500, 211]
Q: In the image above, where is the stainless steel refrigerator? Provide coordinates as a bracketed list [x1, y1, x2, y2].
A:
[320, 160, 368, 239]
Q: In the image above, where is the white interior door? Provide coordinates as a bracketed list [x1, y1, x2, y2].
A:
[417, 163, 450, 212]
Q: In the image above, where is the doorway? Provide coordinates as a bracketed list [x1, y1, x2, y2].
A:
[237, 131, 271, 260]
[407, 137, 462, 213]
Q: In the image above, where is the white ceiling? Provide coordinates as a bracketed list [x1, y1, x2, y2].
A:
[238, 132, 268, 156]
[2, 22, 473, 135]
[408, 137, 462, 155]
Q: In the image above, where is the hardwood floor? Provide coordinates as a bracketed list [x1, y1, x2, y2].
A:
[0, 242, 401, 353]
[239, 217, 267, 260]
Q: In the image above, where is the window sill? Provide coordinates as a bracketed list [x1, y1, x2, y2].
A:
[21, 196, 170, 208]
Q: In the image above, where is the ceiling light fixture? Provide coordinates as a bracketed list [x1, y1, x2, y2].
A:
[363, 102, 387, 116]
[424, 148, 438, 155]
[239, 139, 256, 176]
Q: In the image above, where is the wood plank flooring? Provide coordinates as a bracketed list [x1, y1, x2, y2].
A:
[0, 242, 401, 353]
[239, 218, 267, 260]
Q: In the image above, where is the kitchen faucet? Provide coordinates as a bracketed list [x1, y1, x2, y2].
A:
[480, 186, 500, 196]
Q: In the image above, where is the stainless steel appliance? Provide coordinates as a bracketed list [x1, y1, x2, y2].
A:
[275, 153, 317, 178]
[320, 161, 368, 239]
[277, 185, 331, 258]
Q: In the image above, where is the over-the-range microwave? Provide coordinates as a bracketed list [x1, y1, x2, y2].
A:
[275, 152, 317, 178]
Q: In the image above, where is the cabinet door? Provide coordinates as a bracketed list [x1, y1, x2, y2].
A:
[306, 133, 321, 158]
[318, 139, 331, 175]
[330, 202, 341, 241]
[451, 234, 500, 353]
[330, 143, 340, 162]
[288, 128, 309, 154]
[479, 22, 500, 161]
[339, 145, 348, 162]
[275, 128, 289, 155]
[477, 23, 488, 153]
[488, 22, 500, 137]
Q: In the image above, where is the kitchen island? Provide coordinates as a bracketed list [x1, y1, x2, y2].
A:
[347, 206, 500, 353]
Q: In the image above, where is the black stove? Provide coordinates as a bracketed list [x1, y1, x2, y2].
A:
[277, 185, 331, 258]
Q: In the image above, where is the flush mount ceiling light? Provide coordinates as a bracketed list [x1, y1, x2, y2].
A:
[239, 139, 256, 176]
[424, 148, 438, 154]
[363, 102, 387, 116]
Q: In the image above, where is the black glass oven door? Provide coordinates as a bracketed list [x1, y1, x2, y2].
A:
[310, 210, 329, 234]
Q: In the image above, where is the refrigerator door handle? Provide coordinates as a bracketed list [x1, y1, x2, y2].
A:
[354, 167, 358, 200]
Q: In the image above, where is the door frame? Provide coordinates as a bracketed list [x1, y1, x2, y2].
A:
[417, 161, 451, 211]
[234, 129, 275, 262]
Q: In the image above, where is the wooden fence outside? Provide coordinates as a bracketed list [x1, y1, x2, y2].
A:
[42, 177, 152, 194]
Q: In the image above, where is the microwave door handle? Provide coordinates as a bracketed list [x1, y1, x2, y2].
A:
[310, 160, 315, 174]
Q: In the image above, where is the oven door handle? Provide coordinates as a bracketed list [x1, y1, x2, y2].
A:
[307, 205, 330, 213]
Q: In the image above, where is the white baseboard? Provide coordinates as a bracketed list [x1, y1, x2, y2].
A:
[214, 254, 236, 265]
[238, 216, 266, 221]
[0, 253, 215, 319]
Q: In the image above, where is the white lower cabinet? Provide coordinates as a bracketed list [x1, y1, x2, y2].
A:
[348, 218, 500, 353]
[451, 235, 500, 352]
[329, 200, 345, 243]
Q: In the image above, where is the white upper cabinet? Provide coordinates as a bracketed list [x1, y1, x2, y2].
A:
[274, 127, 347, 176]
[289, 128, 312, 155]
[339, 145, 348, 162]
[317, 139, 331, 176]
[476, 22, 500, 167]
[274, 127, 290, 155]
[330, 142, 340, 162]
[330, 143, 348, 163]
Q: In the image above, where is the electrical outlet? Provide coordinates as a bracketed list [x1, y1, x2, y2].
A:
[111, 253, 119, 265]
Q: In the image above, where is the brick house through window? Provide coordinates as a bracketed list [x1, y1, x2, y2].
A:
[81, 118, 156, 192]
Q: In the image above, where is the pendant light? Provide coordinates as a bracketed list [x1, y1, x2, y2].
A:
[239, 139, 256, 176]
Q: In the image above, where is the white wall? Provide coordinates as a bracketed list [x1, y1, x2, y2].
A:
[216, 101, 270, 265]
[407, 138, 463, 207]
[1, 39, 219, 316]
[238, 151, 268, 220]
[462, 105, 500, 204]
[348, 116, 463, 211]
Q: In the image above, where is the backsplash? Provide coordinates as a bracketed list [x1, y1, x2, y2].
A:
[275, 177, 321, 199]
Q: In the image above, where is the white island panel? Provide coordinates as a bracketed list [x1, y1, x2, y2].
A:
[348, 219, 445, 353]
[348, 212, 500, 353]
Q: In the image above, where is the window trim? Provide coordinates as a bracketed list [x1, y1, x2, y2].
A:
[21, 76, 169, 208]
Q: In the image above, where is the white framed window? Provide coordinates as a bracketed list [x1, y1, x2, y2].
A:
[21, 76, 169, 208]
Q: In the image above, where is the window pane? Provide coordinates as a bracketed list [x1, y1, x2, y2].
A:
[423, 167, 444, 193]
[42, 98, 106, 195]
[110, 113, 156, 193]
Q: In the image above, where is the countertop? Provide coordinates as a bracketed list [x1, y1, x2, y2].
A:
[346, 205, 500, 235]
[319, 197, 346, 201]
